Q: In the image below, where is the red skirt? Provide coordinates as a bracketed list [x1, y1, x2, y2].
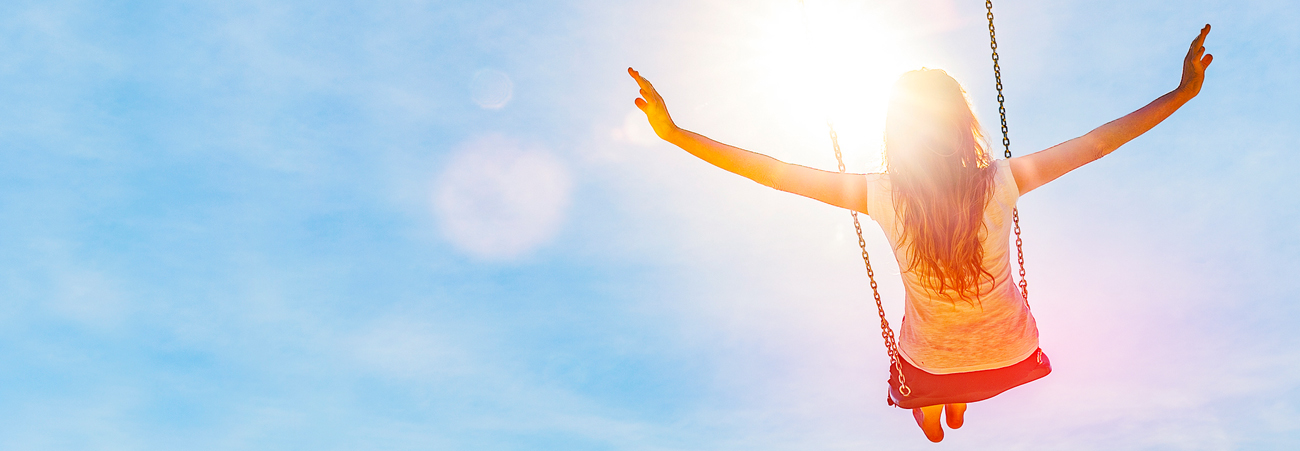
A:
[887, 348, 1051, 409]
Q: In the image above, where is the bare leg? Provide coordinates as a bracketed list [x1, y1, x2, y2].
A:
[944, 403, 967, 429]
[912, 405, 944, 442]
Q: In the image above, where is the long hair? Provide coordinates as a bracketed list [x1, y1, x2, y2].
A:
[883, 69, 996, 301]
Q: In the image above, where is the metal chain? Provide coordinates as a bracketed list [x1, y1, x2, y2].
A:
[829, 125, 910, 397]
[796, 0, 909, 398]
[792, 0, 1028, 403]
[987, 0, 1029, 302]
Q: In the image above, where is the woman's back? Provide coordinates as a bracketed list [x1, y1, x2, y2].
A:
[866, 159, 1039, 374]
[628, 22, 1212, 440]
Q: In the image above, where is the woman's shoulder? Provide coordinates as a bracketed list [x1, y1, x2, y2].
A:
[861, 172, 892, 219]
[990, 159, 1019, 203]
[863, 172, 891, 193]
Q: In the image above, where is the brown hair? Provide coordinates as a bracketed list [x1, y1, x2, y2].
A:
[883, 69, 996, 301]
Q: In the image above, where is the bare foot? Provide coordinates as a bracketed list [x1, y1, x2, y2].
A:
[912, 405, 944, 442]
[944, 403, 967, 429]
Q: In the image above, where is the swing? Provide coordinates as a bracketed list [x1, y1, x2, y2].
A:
[800, 0, 1049, 409]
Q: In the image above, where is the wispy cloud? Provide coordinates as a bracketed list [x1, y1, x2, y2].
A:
[0, 0, 1296, 450]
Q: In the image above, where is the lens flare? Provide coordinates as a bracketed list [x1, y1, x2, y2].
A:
[751, 0, 919, 168]
[434, 135, 572, 261]
[470, 68, 514, 110]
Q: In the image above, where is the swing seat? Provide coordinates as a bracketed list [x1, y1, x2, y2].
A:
[887, 348, 1052, 409]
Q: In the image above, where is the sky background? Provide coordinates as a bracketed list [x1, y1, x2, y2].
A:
[0, 0, 1296, 449]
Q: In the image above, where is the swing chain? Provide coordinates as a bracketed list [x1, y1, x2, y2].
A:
[806, 0, 1025, 404]
[810, 0, 910, 397]
[987, 0, 1029, 302]
[829, 123, 910, 397]
[1014, 208, 1027, 298]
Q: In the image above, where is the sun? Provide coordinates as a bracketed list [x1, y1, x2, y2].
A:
[751, 0, 919, 170]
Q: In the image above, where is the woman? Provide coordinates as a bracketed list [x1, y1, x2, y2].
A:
[628, 25, 1213, 442]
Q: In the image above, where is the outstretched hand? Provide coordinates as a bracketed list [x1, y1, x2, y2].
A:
[1178, 24, 1214, 98]
[628, 67, 680, 141]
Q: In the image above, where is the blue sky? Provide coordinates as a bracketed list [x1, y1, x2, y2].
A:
[0, 0, 1296, 449]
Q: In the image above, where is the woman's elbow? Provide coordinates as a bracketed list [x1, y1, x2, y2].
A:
[1075, 133, 1111, 161]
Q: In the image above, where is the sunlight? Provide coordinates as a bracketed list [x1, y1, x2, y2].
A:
[751, 0, 919, 170]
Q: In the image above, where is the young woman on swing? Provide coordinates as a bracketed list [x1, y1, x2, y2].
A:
[627, 25, 1213, 442]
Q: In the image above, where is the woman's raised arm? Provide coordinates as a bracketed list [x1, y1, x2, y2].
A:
[628, 68, 871, 214]
[1009, 25, 1214, 195]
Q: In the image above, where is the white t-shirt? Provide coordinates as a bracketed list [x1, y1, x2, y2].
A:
[865, 159, 1039, 374]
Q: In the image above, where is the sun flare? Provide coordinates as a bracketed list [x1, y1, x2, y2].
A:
[752, 0, 919, 170]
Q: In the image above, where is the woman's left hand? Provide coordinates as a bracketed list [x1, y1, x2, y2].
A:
[629, 67, 680, 141]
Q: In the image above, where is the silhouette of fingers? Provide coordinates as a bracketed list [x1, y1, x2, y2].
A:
[1190, 25, 1209, 52]
[628, 67, 650, 91]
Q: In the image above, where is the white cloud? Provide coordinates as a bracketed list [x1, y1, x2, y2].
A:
[47, 267, 128, 330]
[610, 109, 658, 147]
[347, 318, 469, 380]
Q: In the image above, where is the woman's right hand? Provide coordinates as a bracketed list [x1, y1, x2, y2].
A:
[1177, 24, 1214, 98]
[629, 67, 680, 141]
